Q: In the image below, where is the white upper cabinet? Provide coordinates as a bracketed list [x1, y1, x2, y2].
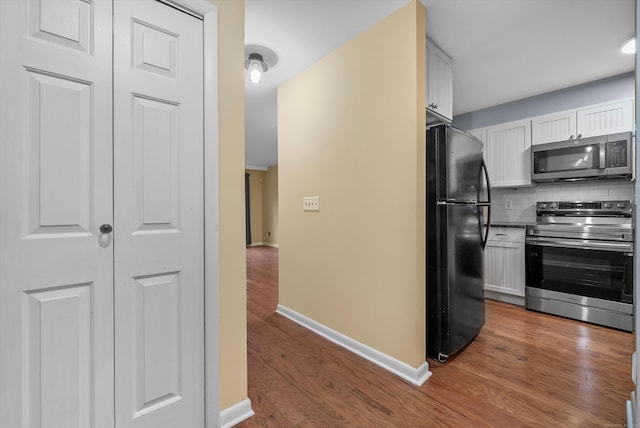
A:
[576, 99, 634, 138]
[531, 110, 576, 145]
[468, 98, 633, 188]
[531, 99, 634, 145]
[426, 39, 452, 122]
[472, 119, 531, 188]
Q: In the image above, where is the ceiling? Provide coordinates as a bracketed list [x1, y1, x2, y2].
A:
[244, 0, 635, 169]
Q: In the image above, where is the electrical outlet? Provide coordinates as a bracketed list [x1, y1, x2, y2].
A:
[303, 196, 320, 211]
[505, 200, 513, 210]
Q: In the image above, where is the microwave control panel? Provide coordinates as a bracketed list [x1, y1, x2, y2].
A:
[606, 140, 627, 168]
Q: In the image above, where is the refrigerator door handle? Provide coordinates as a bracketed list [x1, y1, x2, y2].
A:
[478, 159, 491, 250]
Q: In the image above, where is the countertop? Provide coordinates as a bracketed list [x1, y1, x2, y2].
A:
[490, 221, 534, 228]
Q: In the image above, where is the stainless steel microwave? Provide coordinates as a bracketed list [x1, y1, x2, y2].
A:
[531, 132, 633, 182]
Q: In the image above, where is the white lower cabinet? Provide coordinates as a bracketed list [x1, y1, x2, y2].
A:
[484, 227, 526, 306]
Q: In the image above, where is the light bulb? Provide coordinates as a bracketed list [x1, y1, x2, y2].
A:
[247, 60, 264, 85]
[622, 38, 635, 54]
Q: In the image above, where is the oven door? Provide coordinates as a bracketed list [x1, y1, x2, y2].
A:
[525, 237, 633, 303]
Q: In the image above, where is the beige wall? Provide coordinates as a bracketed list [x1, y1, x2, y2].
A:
[245, 167, 279, 246]
[208, 0, 248, 410]
[278, 1, 426, 368]
[262, 166, 279, 245]
[246, 170, 263, 243]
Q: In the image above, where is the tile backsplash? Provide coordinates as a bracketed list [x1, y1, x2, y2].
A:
[491, 181, 635, 224]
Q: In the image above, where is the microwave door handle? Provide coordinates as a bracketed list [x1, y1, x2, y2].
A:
[599, 142, 606, 169]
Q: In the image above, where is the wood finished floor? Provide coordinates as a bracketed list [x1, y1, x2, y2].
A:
[240, 246, 634, 427]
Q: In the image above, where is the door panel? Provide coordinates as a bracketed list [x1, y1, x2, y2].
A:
[27, 0, 93, 53]
[132, 272, 182, 417]
[132, 95, 180, 231]
[444, 128, 483, 202]
[0, 0, 114, 427]
[24, 283, 93, 428]
[25, 69, 93, 236]
[113, 1, 204, 426]
[444, 204, 485, 355]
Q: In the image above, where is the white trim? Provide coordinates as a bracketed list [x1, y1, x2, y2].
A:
[245, 165, 269, 171]
[276, 305, 431, 386]
[248, 241, 279, 248]
[167, 0, 220, 427]
[220, 398, 255, 428]
[202, 7, 220, 428]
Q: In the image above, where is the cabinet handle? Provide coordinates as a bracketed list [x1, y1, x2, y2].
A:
[577, 133, 582, 138]
[569, 135, 575, 139]
[429, 103, 437, 109]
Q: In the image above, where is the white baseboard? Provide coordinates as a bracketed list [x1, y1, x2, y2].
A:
[249, 242, 279, 248]
[220, 398, 254, 428]
[276, 304, 431, 386]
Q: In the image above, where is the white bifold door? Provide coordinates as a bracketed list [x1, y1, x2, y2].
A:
[0, 0, 205, 427]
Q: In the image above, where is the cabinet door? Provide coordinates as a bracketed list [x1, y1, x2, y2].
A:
[576, 99, 634, 138]
[426, 40, 452, 121]
[485, 120, 532, 187]
[531, 110, 576, 145]
[484, 229, 525, 297]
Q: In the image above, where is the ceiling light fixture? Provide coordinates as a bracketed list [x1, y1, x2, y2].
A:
[621, 37, 636, 54]
[245, 53, 268, 85]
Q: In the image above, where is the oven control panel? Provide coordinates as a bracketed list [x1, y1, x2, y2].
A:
[536, 200, 632, 216]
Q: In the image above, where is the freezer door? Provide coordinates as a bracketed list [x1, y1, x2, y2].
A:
[442, 127, 484, 202]
[428, 203, 485, 360]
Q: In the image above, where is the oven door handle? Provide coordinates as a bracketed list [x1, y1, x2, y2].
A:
[526, 237, 633, 253]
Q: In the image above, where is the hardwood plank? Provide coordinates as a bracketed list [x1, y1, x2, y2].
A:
[240, 246, 634, 427]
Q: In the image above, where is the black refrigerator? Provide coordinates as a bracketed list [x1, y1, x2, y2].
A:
[426, 124, 491, 362]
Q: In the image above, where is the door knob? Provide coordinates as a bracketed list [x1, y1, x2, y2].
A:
[98, 224, 113, 248]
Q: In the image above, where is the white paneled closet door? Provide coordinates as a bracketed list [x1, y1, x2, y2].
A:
[0, 0, 115, 426]
[0, 0, 205, 427]
[113, 1, 204, 427]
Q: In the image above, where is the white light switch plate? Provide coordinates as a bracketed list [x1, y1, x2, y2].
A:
[303, 196, 320, 211]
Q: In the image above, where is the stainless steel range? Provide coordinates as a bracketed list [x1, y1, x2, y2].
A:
[525, 200, 634, 331]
